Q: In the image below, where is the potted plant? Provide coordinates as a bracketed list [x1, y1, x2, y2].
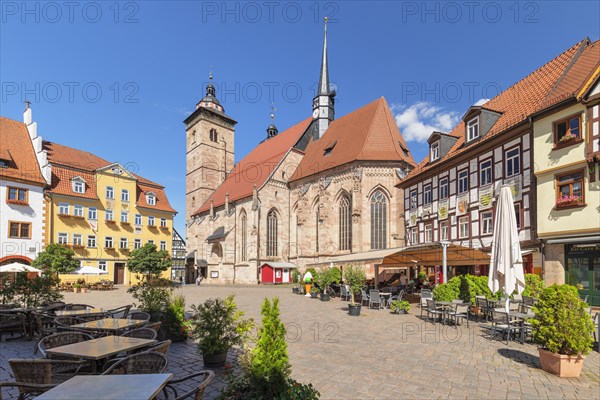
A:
[72, 283, 81, 293]
[315, 267, 335, 302]
[159, 294, 188, 342]
[188, 295, 253, 368]
[390, 300, 411, 314]
[530, 284, 594, 377]
[80, 283, 88, 293]
[309, 286, 319, 298]
[344, 266, 366, 316]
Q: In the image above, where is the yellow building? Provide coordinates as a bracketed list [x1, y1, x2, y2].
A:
[532, 39, 600, 305]
[44, 141, 176, 285]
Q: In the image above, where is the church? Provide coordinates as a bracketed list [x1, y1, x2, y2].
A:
[184, 23, 415, 284]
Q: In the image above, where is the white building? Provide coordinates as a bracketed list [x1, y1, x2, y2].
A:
[0, 104, 51, 265]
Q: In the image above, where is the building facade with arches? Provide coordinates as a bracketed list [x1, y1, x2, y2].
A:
[184, 23, 415, 284]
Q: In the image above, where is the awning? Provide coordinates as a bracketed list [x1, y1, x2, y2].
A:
[196, 258, 207, 267]
[260, 262, 299, 269]
[185, 250, 196, 259]
[380, 243, 490, 268]
[311, 247, 403, 266]
[546, 236, 600, 245]
[206, 226, 228, 242]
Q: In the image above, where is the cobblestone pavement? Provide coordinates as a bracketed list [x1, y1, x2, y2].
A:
[1, 285, 599, 399]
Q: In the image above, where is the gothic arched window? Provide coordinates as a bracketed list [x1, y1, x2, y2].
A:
[370, 190, 388, 250]
[339, 195, 352, 251]
[240, 211, 247, 261]
[267, 209, 278, 257]
[209, 128, 218, 143]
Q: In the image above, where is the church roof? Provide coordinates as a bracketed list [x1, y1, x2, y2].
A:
[401, 38, 597, 184]
[0, 116, 46, 186]
[193, 117, 312, 215]
[289, 97, 416, 182]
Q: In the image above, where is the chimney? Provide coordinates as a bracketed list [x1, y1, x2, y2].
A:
[23, 100, 32, 125]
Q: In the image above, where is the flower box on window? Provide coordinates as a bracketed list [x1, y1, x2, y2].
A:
[106, 220, 116, 224]
[121, 221, 131, 226]
[72, 215, 85, 220]
[555, 195, 583, 209]
[72, 244, 85, 249]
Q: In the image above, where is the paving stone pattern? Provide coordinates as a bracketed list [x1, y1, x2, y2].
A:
[1, 285, 598, 399]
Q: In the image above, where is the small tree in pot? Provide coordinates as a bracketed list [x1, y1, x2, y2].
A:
[530, 284, 594, 377]
[315, 268, 335, 301]
[189, 295, 253, 368]
[344, 266, 366, 316]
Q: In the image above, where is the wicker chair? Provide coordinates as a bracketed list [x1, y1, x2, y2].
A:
[101, 351, 168, 375]
[8, 358, 91, 398]
[0, 313, 26, 341]
[162, 371, 215, 400]
[63, 304, 94, 311]
[145, 321, 162, 332]
[53, 316, 87, 327]
[107, 305, 132, 319]
[0, 381, 56, 400]
[126, 311, 151, 321]
[38, 331, 93, 358]
[146, 340, 172, 354]
[121, 328, 157, 340]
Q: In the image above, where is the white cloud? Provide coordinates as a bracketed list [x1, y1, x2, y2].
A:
[393, 102, 460, 143]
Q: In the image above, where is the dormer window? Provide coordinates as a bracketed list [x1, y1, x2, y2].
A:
[71, 177, 85, 194]
[430, 141, 440, 162]
[324, 141, 336, 156]
[146, 193, 156, 205]
[467, 118, 479, 142]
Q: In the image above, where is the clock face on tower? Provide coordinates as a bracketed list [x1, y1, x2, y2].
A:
[312, 109, 319, 118]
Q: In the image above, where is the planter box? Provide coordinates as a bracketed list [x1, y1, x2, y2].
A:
[538, 348, 586, 378]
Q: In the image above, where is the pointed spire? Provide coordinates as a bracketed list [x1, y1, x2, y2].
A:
[318, 17, 329, 96]
[198, 67, 224, 112]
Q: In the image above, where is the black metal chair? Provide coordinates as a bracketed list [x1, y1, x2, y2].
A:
[490, 310, 521, 344]
[446, 302, 470, 328]
[425, 299, 445, 324]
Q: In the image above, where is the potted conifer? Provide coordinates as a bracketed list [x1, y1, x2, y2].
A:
[530, 284, 594, 377]
[344, 266, 366, 316]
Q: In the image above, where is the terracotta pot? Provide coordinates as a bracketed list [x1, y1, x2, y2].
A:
[538, 348, 586, 378]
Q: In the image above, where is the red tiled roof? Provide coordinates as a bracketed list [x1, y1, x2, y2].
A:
[44, 141, 176, 213]
[289, 97, 416, 182]
[194, 118, 312, 215]
[0, 117, 46, 185]
[403, 38, 596, 183]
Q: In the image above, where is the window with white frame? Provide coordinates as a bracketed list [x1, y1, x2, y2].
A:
[98, 261, 107, 271]
[121, 189, 129, 202]
[58, 233, 68, 244]
[73, 205, 83, 217]
[467, 117, 479, 141]
[148, 216, 155, 226]
[458, 170, 469, 194]
[87, 235, 96, 248]
[458, 216, 469, 239]
[439, 178, 449, 199]
[423, 185, 432, 205]
[73, 234, 82, 246]
[160, 218, 167, 227]
[481, 211, 493, 235]
[409, 227, 418, 245]
[134, 239, 141, 249]
[480, 159, 492, 186]
[106, 186, 114, 199]
[88, 207, 97, 220]
[105, 210, 114, 221]
[121, 211, 129, 223]
[425, 224, 433, 243]
[72, 180, 84, 194]
[160, 241, 166, 251]
[120, 238, 128, 249]
[105, 237, 113, 248]
[59, 203, 70, 215]
[439, 221, 448, 241]
[505, 148, 520, 177]
[430, 141, 440, 162]
[409, 190, 417, 210]
[135, 214, 142, 226]
[146, 193, 156, 205]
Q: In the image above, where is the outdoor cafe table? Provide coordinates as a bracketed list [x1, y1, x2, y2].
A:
[45, 334, 157, 372]
[70, 318, 147, 333]
[36, 373, 173, 400]
[55, 308, 106, 317]
[509, 311, 534, 344]
[380, 292, 392, 308]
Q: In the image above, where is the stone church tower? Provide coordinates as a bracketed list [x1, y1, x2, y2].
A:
[184, 76, 236, 220]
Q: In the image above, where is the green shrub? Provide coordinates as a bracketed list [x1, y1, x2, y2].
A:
[329, 267, 341, 284]
[343, 266, 366, 305]
[432, 277, 461, 301]
[530, 284, 594, 356]
[164, 294, 187, 337]
[522, 274, 545, 298]
[416, 272, 428, 283]
[291, 269, 300, 284]
[127, 277, 174, 314]
[314, 268, 336, 293]
[390, 300, 411, 313]
[189, 295, 254, 355]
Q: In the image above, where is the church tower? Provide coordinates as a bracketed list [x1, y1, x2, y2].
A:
[184, 74, 237, 221]
[312, 17, 335, 139]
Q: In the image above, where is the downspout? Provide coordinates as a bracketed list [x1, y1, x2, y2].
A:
[528, 116, 541, 276]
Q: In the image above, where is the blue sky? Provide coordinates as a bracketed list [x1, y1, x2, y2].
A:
[1, 1, 598, 236]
